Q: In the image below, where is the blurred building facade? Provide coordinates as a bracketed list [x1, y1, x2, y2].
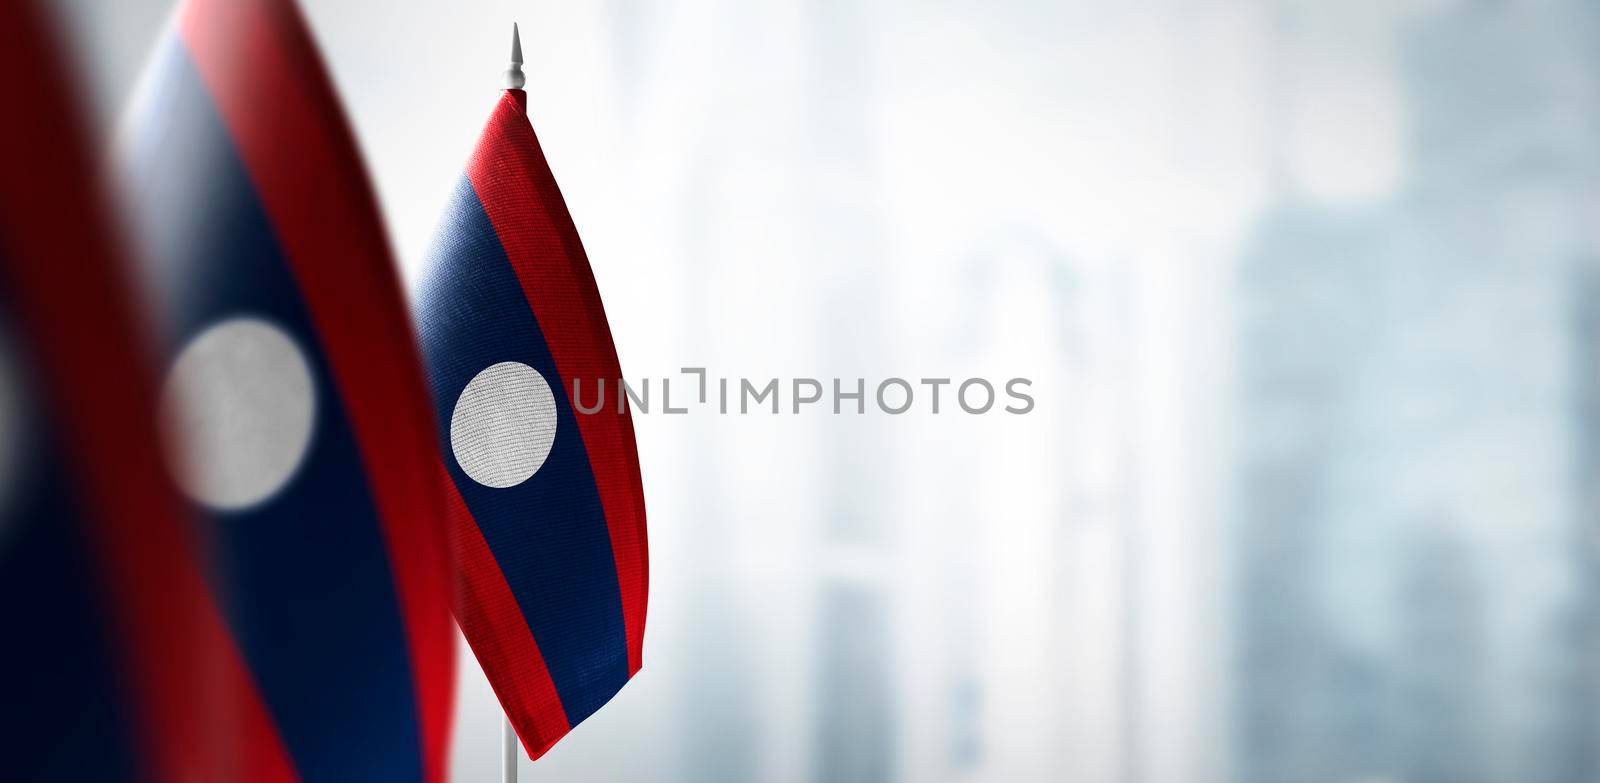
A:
[1233, 1, 1600, 782]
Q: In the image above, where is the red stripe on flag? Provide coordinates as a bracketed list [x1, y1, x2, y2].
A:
[176, 1, 455, 779]
[0, 4, 297, 780]
[440, 465, 574, 758]
[465, 91, 650, 674]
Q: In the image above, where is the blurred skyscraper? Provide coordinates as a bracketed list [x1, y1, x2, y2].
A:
[1560, 260, 1600, 782]
[1233, 1, 1600, 782]
[1234, 198, 1394, 783]
[805, 2, 897, 782]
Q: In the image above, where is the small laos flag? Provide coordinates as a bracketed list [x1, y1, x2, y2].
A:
[118, 0, 455, 780]
[415, 26, 649, 760]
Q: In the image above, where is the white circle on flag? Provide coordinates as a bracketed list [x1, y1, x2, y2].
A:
[451, 361, 558, 489]
[161, 317, 316, 512]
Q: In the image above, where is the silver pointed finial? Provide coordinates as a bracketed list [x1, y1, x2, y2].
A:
[504, 23, 526, 90]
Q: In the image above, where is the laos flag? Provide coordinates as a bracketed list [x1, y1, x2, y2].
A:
[118, 0, 455, 780]
[0, 3, 256, 779]
[415, 35, 649, 760]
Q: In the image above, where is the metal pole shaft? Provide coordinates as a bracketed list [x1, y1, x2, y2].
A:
[502, 714, 518, 783]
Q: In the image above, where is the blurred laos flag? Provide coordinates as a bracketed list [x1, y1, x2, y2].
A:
[118, 0, 455, 780]
[415, 28, 649, 760]
[0, 2, 244, 779]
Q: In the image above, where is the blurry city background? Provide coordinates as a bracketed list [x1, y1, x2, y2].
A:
[51, 0, 1600, 781]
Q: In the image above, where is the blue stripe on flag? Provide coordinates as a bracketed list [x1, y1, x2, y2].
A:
[0, 288, 140, 783]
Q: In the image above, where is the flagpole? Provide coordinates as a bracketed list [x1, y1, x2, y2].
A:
[499, 22, 526, 783]
[502, 713, 519, 783]
[505, 23, 526, 91]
